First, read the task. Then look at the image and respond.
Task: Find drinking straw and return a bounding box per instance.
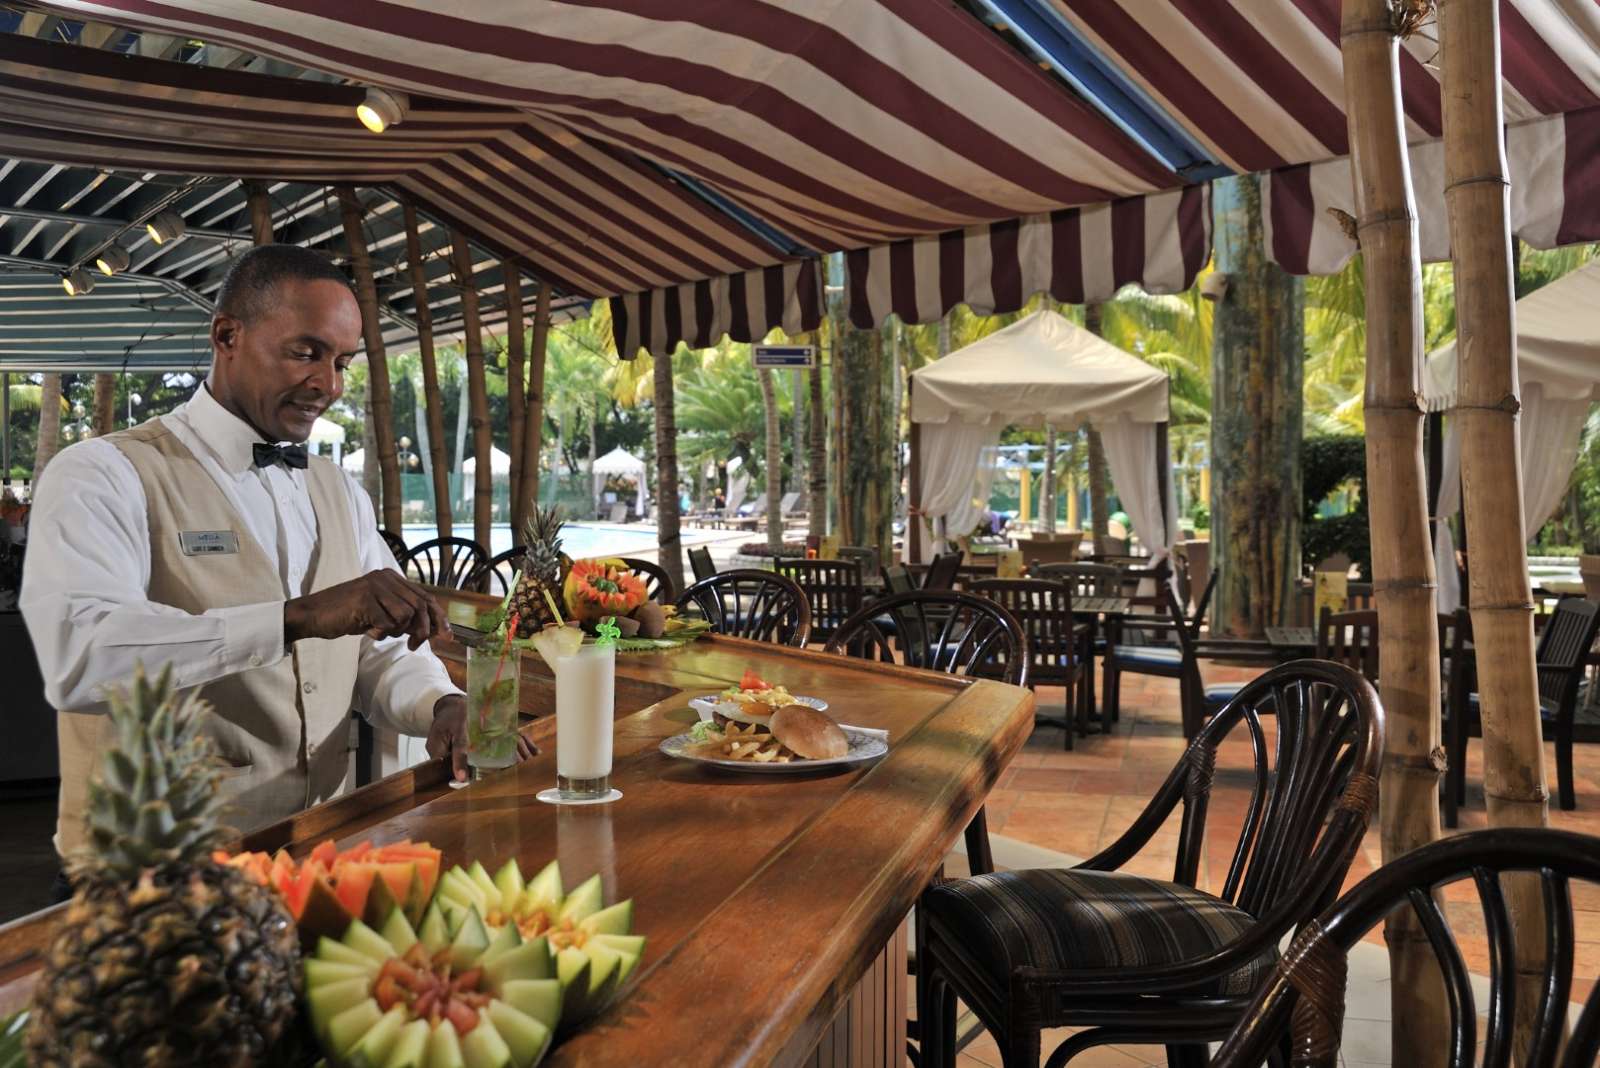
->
[485,612,519,728]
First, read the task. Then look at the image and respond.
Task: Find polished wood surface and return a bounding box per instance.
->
[0,590,1035,1066]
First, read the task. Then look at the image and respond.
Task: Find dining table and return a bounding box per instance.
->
[0,588,1035,1068]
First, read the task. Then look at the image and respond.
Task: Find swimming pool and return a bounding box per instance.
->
[400,522,666,560]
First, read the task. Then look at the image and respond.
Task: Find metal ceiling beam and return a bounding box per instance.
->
[0,204,247,242]
[0,255,213,312]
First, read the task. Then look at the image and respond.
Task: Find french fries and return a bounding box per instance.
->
[691,721,797,763]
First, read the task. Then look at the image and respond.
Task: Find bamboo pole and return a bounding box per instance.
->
[1083,304,1112,552]
[337,187,402,534]
[653,347,684,591]
[518,282,552,528]
[91,373,115,437]
[807,329,827,541]
[450,231,493,551]
[244,181,273,244]
[401,201,452,547]
[1341,2,1447,1062]
[760,367,783,553]
[503,265,526,530]
[1439,1,1549,1051]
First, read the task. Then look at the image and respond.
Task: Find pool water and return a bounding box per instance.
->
[401,522,663,560]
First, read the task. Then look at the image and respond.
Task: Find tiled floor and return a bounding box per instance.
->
[951,664,1600,1068]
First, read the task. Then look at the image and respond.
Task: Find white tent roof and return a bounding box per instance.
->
[1425,258,1600,410]
[462,446,513,474]
[340,447,363,472]
[309,416,345,445]
[592,446,646,476]
[910,309,1169,428]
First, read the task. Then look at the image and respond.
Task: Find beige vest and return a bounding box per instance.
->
[56,418,363,855]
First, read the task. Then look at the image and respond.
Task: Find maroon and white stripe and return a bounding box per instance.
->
[609,260,824,360]
[844,186,1209,327]
[1264,106,1600,275]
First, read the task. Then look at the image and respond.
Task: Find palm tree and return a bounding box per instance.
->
[759,366,783,551]
[35,374,64,477]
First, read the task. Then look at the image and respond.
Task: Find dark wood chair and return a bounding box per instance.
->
[1032,562,1120,598]
[1100,584,1190,732]
[970,578,1091,749]
[615,556,675,604]
[1315,607,1380,686]
[774,558,863,644]
[826,590,1028,876]
[1212,828,1600,1068]
[881,564,917,596]
[464,545,526,598]
[917,660,1383,1068]
[687,545,717,583]
[923,550,964,591]
[398,536,488,590]
[378,528,409,564]
[836,544,880,579]
[674,569,811,647]
[1446,596,1600,814]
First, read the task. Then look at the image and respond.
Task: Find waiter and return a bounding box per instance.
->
[22,244,534,866]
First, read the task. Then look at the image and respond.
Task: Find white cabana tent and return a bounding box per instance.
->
[909,309,1176,564]
[461,446,513,475]
[307,416,345,465]
[591,447,650,517]
[1426,259,1600,611]
[340,447,363,473]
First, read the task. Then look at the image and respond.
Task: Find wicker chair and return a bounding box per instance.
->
[398,536,488,590]
[464,545,526,598]
[970,578,1090,749]
[916,660,1384,1068]
[774,558,863,644]
[1212,828,1600,1068]
[378,528,410,564]
[826,590,1028,876]
[615,556,676,604]
[674,569,811,647]
[1314,607,1380,686]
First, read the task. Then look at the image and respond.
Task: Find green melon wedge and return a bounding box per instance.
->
[583,901,632,936]
[328,999,385,1058]
[417,903,452,955]
[492,859,526,905]
[308,976,374,1037]
[379,909,419,954]
[479,922,522,970]
[449,908,491,971]
[466,861,502,909]
[487,1001,552,1067]
[347,1004,408,1068]
[520,861,563,915]
[459,1015,513,1068]
[425,1020,466,1068]
[499,979,563,1032]
[343,921,398,965]
[555,874,603,924]
[306,958,374,987]
[382,1019,430,1068]
[317,937,382,973]
[484,938,554,986]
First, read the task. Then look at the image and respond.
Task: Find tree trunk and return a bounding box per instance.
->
[244,180,273,244]
[504,266,526,531]
[1440,1,1549,1052]
[807,331,827,540]
[760,367,783,553]
[1342,3,1447,1062]
[589,414,599,517]
[402,201,452,544]
[337,187,402,534]
[518,282,552,528]
[450,231,493,550]
[35,374,62,477]
[791,362,805,499]
[653,350,683,592]
[1043,425,1057,533]
[91,373,115,437]
[836,321,893,552]
[1207,174,1304,637]
[1082,305,1111,550]
[453,366,469,511]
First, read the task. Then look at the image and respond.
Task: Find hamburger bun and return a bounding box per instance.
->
[769,703,849,760]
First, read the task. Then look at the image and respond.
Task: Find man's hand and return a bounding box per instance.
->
[426,695,539,782]
[284,570,447,650]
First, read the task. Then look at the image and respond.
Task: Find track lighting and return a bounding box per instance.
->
[95,244,130,276]
[62,267,94,296]
[356,87,408,133]
[146,210,186,244]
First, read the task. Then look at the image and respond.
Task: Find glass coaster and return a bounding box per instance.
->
[536,787,622,806]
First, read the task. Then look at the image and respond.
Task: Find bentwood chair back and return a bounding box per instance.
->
[687,545,717,583]
[399,536,488,591]
[773,558,863,644]
[1033,561,1121,598]
[1211,828,1600,1068]
[615,556,675,604]
[917,660,1384,1068]
[465,545,528,598]
[674,569,811,647]
[970,578,1090,748]
[1315,607,1381,686]
[378,528,410,565]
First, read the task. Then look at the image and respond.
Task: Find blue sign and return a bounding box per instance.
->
[752,344,816,368]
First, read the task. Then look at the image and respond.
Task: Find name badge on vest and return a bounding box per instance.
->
[179,530,240,556]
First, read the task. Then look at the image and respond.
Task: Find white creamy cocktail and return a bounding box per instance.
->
[553,642,616,795]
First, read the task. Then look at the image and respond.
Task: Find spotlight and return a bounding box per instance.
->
[146,210,186,245]
[95,244,130,276]
[62,267,94,296]
[356,87,408,133]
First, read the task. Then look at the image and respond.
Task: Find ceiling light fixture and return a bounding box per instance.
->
[146,210,186,244]
[356,87,409,133]
[62,267,95,296]
[95,244,130,276]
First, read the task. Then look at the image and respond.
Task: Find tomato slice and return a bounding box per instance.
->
[739,669,770,691]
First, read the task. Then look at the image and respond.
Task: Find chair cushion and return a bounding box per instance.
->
[921,869,1274,998]
[1464,692,1559,720]
[1203,683,1245,708]
[1111,645,1183,666]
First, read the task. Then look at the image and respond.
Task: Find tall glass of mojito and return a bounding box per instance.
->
[465,643,522,770]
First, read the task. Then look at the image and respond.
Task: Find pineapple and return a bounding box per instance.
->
[27,665,302,1067]
[509,505,571,637]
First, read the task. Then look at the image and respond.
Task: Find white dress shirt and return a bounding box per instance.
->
[20,385,461,736]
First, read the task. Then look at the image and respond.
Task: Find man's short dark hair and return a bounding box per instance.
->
[215,244,355,323]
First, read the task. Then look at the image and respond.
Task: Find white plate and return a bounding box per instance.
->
[688,694,828,722]
[658,728,887,773]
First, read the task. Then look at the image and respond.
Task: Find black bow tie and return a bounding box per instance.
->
[252,442,308,470]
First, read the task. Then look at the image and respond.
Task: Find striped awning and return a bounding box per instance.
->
[610,260,824,359]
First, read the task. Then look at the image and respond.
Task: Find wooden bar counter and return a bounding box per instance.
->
[0,591,1035,1066]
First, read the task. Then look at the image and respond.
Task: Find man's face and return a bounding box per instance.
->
[210,278,362,442]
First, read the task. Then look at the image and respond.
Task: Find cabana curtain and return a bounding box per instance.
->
[1099,418,1179,568]
[918,421,1004,556]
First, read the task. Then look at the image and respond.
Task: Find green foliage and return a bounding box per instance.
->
[1300,434,1370,576]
